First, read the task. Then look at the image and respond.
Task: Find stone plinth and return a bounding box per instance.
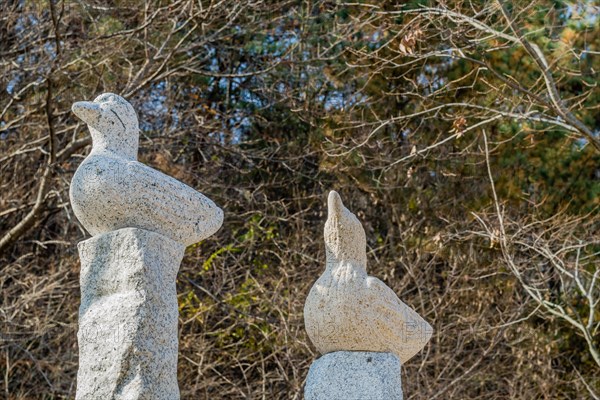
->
[304,351,403,400]
[76,227,185,400]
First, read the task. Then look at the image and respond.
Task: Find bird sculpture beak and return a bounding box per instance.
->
[72,101,101,125]
[328,190,344,218]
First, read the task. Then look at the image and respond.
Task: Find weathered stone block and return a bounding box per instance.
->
[76,227,184,400]
[305,351,403,400]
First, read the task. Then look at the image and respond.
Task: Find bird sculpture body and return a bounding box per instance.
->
[304,191,432,363]
[70,93,223,246]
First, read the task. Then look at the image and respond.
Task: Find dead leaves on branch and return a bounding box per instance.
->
[450,116,467,137]
[399,28,424,55]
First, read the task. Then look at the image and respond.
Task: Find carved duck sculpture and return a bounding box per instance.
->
[70,93,223,246]
[304,191,432,363]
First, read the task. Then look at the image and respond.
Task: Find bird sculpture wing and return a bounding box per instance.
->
[366,276,432,363]
[123,160,223,245]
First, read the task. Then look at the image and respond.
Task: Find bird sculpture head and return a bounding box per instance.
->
[324,191,367,268]
[72,93,139,160]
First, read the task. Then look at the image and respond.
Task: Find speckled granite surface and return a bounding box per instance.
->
[305,351,403,400]
[304,191,432,364]
[76,228,184,400]
[70,93,223,247]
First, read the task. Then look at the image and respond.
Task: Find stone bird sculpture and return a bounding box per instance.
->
[69,93,223,246]
[304,191,432,363]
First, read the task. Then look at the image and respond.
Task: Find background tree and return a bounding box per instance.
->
[1,0,598,398]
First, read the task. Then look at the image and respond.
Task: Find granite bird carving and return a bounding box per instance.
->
[70,93,223,246]
[304,191,433,363]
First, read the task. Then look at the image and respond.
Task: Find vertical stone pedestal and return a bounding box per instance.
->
[76,228,185,400]
[304,351,403,400]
